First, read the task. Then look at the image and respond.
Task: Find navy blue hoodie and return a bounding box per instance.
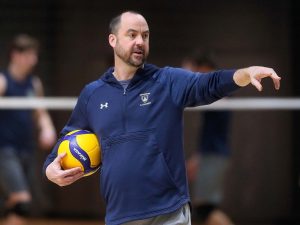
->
[44,64,239,225]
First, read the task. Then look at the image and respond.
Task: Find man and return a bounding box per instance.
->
[183,53,234,225]
[0,34,56,225]
[44,11,281,225]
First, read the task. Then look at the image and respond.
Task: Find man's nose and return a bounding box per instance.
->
[135,35,144,45]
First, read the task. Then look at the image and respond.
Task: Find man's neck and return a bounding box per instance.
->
[113,66,138,81]
[113,57,143,81]
[8,64,29,81]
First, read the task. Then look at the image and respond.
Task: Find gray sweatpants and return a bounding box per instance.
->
[122,203,191,225]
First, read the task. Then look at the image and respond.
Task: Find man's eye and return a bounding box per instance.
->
[143,34,149,40]
[129,33,136,38]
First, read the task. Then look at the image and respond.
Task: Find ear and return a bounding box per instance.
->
[108,34,117,48]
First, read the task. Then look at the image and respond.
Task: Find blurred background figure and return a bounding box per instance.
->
[183,51,234,225]
[0,34,56,225]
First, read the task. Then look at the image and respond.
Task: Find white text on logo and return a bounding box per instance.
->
[73,148,87,161]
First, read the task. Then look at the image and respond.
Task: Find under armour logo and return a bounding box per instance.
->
[100,102,108,109]
[140,93,151,106]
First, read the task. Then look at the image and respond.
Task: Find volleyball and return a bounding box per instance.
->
[57,130,101,176]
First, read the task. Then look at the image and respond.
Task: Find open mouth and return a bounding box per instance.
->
[132,49,144,56]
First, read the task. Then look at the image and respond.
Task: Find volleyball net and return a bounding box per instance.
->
[0,97,299,111]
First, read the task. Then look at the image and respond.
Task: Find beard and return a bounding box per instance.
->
[115,41,148,68]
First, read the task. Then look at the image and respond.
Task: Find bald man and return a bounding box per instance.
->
[44,11,281,225]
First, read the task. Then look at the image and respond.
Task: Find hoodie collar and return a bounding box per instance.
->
[101,63,159,89]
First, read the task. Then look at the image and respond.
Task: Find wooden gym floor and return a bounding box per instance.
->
[0,218,277,225]
[0,218,103,225]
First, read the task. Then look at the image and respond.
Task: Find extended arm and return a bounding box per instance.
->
[164,66,281,108]
[233,66,281,91]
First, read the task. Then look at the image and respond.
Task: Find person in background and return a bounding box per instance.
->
[183,52,234,225]
[0,34,56,225]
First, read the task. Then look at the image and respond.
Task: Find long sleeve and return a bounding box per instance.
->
[43,86,91,173]
[161,67,240,108]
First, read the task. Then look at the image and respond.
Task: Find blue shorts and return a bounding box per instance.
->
[0,147,33,196]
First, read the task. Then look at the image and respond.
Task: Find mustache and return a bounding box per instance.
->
[132,47,145,54]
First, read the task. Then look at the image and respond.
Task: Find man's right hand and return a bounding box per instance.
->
[45,153,84,186]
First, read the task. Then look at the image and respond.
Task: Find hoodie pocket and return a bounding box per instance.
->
[100,129,180,217]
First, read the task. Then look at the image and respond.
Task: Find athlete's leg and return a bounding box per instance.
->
[0,147,32,225]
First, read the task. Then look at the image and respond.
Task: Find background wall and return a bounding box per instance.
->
[0,0,297,223]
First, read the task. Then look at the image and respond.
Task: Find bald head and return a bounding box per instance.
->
[108,11,150,70]
[109,11,148,35]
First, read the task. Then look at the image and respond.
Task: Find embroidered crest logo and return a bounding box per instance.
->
[140,93,151,106]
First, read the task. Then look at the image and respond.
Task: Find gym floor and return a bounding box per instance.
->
[0,218,277,225]
[0,218,102,225]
